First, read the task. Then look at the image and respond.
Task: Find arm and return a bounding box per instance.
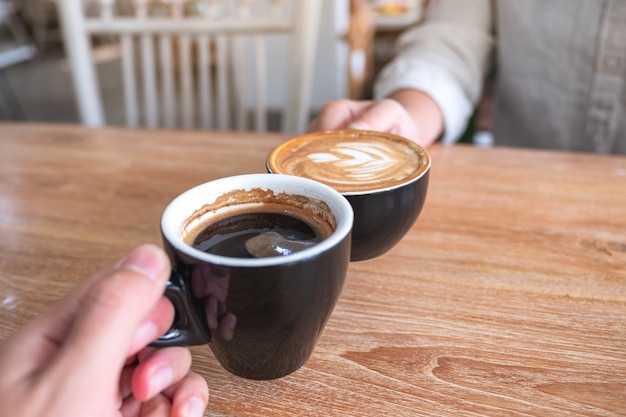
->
[386,88,444,147]
[309,0,494,147]
[375,0,495,144]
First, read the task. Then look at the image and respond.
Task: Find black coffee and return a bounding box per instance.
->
[189,210,330,258]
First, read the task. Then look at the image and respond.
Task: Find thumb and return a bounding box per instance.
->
[50,245,171,380]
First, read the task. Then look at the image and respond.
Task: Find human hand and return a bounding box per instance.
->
[309,89,444,148]
[0,244,208,417]
[308,98,419,143]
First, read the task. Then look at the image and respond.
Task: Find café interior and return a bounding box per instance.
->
[1,0,459,137]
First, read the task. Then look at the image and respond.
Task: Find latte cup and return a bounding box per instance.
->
[152,174,353,380]
[267,130,430,261]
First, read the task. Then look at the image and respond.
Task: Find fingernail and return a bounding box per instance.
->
[121,245,167,281]
[183,396,206,417]
[348,121,371,131]
[149,366,174,398]
[129,321,158,352]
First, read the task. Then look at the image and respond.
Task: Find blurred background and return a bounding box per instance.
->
[0,0,432,129]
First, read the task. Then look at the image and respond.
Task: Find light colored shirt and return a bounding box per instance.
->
[374,0,626,154]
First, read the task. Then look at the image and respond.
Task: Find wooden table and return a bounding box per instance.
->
[1,123,625,416]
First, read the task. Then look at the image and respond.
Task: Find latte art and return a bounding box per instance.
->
[308,141,416,181]
[267,130,430,193]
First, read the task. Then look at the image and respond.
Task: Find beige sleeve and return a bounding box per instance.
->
[374,0,495,143]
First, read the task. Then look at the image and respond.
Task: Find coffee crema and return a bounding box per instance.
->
[187,209,330,258]
[267,130,430,194]
[181,188,336,258]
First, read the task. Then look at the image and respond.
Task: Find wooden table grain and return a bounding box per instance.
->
[1,123,625,416]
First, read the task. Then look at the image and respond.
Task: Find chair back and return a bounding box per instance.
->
[56,0,321,133]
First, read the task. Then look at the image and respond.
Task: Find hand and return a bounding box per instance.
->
[308,98,419,143]
[309,89,444,148]
[0,244,209,417]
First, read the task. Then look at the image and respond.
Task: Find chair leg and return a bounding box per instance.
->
[0,68,26,120]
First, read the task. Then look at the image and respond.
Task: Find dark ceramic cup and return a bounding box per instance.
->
[153,174,353,380]
[267,130,430,261]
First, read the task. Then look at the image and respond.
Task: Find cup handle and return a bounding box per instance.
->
[150,267,211,347]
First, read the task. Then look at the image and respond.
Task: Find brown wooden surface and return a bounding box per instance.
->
[1,123,625,416]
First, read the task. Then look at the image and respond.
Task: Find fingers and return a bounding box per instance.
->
[169,372,208,417]
[139,393,172,417]
[119,392,172,417]
[308,98,419,144]
[0,245,174,389]
[49,245,172,383]
[127,297,175,356]
[308,99,373,132]
[120,372,207,417]
[132,347,192,401]
[344,99,419,142]
[130,347,208,417]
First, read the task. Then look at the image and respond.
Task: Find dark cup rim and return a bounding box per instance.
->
[161,174,354,268]
[266,129,431,195]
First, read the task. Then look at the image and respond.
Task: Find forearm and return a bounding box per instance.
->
[388,88,443,147]
[374,0,494,144]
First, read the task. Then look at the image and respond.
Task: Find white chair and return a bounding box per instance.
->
[56,0,322,134]
[0,0,37,68]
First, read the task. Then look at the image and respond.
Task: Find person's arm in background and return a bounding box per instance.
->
[309,0,495,148]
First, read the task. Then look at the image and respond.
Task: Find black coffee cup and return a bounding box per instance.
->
[267,129,431,261]
[152,174,353,380]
